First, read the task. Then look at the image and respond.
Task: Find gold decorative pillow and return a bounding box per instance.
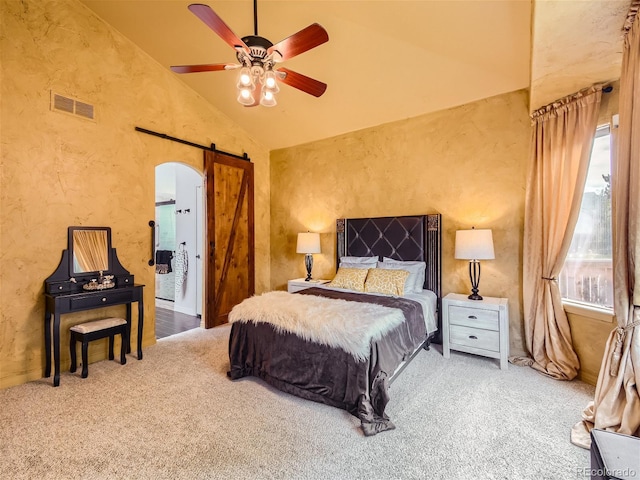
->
[364,268,410,296]
[327,267,369,292]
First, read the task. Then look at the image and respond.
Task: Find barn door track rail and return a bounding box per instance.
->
[134,126,250,162]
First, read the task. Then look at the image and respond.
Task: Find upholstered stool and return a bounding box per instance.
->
[70,317,128,378]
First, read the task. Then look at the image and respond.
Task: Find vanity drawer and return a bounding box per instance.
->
[449,324,500,352]
[70,289,135,310]
[116,275,134,287]
[46,281,74,294]
[448,305,499,331]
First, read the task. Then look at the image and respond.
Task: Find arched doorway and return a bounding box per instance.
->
[154,162,204,339]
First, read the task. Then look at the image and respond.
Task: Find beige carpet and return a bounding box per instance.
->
[0,324,594,479]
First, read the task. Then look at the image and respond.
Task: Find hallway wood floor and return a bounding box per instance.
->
[155,306,201,339]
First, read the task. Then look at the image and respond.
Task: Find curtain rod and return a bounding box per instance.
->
[134,127,250,162]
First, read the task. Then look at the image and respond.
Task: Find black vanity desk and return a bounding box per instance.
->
[44,284,144,387]
[44,227,145,387]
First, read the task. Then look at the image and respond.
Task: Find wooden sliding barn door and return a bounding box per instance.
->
[204,150,255,328]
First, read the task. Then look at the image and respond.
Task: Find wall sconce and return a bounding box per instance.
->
[455,228,495,300]
[296,232,321,281]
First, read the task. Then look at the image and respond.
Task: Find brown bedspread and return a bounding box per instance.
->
[227,287,427,436]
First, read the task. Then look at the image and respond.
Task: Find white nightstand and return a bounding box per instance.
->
[442,293,509,370]
[287,278,330,293]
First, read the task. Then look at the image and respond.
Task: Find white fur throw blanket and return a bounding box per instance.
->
[229,291,405,361]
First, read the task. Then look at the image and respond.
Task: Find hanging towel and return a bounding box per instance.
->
[175,244,188,287]
[155,250,173,274]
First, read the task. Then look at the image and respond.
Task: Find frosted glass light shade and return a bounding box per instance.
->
[263,70,280,93]
[236,67,254,89]
[260,90,277,107]
[237,88,255,106]
[296,232,321,254]
[455,229,495,260]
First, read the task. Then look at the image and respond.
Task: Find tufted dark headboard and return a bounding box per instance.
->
[336,214,442,343]
[336,214,441,298]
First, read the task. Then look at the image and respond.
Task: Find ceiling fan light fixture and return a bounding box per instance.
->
[237,88,255,106]
[173,3,328,107]
[260,90,277,107]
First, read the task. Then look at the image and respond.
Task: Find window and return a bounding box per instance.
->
[559,125,613,309]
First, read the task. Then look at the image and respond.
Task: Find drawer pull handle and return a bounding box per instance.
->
[125,279,129,283]
[469,335,478,340]
[58,286,63,290]
[102,297,107,302]
[468,315,477,319]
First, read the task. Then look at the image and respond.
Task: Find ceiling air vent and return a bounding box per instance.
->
[50,92,96,121]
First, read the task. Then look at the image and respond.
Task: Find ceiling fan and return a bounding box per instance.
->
[170,2,329,107]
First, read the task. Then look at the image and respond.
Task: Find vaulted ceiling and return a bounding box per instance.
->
[81,0,629,150]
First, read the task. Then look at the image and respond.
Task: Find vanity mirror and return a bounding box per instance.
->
[69,227,112,275]
[45,226,134,296]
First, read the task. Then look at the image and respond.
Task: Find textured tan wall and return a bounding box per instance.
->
[0,0,270,389]
[271,90,531,356]
[568,313,613,386]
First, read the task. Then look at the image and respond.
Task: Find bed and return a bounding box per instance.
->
[227,214,442,435]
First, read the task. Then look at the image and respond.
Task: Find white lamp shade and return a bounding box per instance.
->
[296,232,321,254]
[455,229,495,260]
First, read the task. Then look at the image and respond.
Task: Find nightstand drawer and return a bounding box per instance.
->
[448,305,499,331]
[449,324,500,352]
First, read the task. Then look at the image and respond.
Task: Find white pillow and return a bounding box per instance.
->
[339,262,376,270]
[340,256,378,265]
[380,258,426,293]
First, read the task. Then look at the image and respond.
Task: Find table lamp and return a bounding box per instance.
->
[455,228,495,300]
[296,232,321,281]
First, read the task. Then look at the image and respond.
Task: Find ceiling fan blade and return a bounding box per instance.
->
[188,3,249,53]
[276,68,327,97]
[170,63,237,74]
[268,24,328,62]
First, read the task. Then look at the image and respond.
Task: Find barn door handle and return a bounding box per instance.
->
[148,220,155,266]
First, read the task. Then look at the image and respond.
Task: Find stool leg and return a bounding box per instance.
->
[70,332,77,373]
[81,340,89,378]
[120,328,127,365]
[108,334,115,361]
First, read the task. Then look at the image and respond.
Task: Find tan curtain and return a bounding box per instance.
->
[571,1,640,449]
[519,85,604,380]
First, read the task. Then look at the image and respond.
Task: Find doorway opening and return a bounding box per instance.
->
[154,162,204,339]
